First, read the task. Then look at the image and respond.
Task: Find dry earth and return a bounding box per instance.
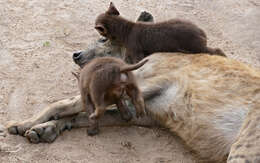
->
[0,0,259,162]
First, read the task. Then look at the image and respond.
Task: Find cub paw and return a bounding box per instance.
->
[121,111,133,122]
[87,127,99,136]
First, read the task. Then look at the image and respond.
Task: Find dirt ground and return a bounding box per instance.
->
[0,0,259,162]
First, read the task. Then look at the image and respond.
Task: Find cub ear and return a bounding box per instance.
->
[95,24,107,36]
[106,2,120,15]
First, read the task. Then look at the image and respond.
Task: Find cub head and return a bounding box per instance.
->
[95,2,120,38]
[74,10,154,68]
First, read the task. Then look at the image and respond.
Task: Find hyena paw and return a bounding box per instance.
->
[24,121,59,144]
[7,120,34,136]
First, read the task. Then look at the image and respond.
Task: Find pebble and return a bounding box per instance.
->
[0,124,4,132]
[0,124,6,137]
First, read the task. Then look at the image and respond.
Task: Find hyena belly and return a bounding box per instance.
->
[134,53,249,162]
[141,76,248,162]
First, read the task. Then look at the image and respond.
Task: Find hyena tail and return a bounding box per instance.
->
[120,59,149,72]
[205,47,227,57]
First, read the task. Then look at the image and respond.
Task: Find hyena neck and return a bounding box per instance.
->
[108,16,134,44]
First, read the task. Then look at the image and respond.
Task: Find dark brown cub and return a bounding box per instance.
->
[95,2,226,63]
[78,56,148,135]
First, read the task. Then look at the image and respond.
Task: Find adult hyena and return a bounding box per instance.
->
[7,12,260,163]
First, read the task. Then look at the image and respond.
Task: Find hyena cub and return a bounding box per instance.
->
[95,2,226,63]
[78,57,148,135]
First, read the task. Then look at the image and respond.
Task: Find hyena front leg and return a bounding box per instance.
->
[25,116,75,144]
[21,77,163,143]
[24,106,157,143]
[7,95,83,136]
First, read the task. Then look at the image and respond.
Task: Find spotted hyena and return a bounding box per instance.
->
[7,11,260,163]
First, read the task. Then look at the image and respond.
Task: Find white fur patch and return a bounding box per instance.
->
[120,73,128,82]
[146,84,179,118]
[214,106,249,145]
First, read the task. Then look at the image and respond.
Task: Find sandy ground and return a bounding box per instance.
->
[0,0,259,162]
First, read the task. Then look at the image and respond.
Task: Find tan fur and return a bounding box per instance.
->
[7,52,260,162]
[227,103,260,163]
[135,53,260,162]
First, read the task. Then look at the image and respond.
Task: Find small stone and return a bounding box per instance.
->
[0,124,6,137]
[121,141,132,149]
[0,124,5,133]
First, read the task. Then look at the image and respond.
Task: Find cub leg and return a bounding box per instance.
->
[81,93,99,136]
[126,84,146,118]
[88,104,106,136]
[205,47,226,57]
[116,99,133,122]
[124,49,144,64]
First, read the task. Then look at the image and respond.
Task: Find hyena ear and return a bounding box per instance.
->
[136,11,154,23]
[106,2,120,15]
[95,24,107,36]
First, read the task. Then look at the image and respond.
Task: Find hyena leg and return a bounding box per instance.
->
[21,77,164,143]
[24,105,158,143]
[227,104,260,163]
[7,95,83,136]
[25,116,75,144]
[10,75,166,143]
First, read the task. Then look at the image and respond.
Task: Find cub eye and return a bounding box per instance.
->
[96,26,104,32]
